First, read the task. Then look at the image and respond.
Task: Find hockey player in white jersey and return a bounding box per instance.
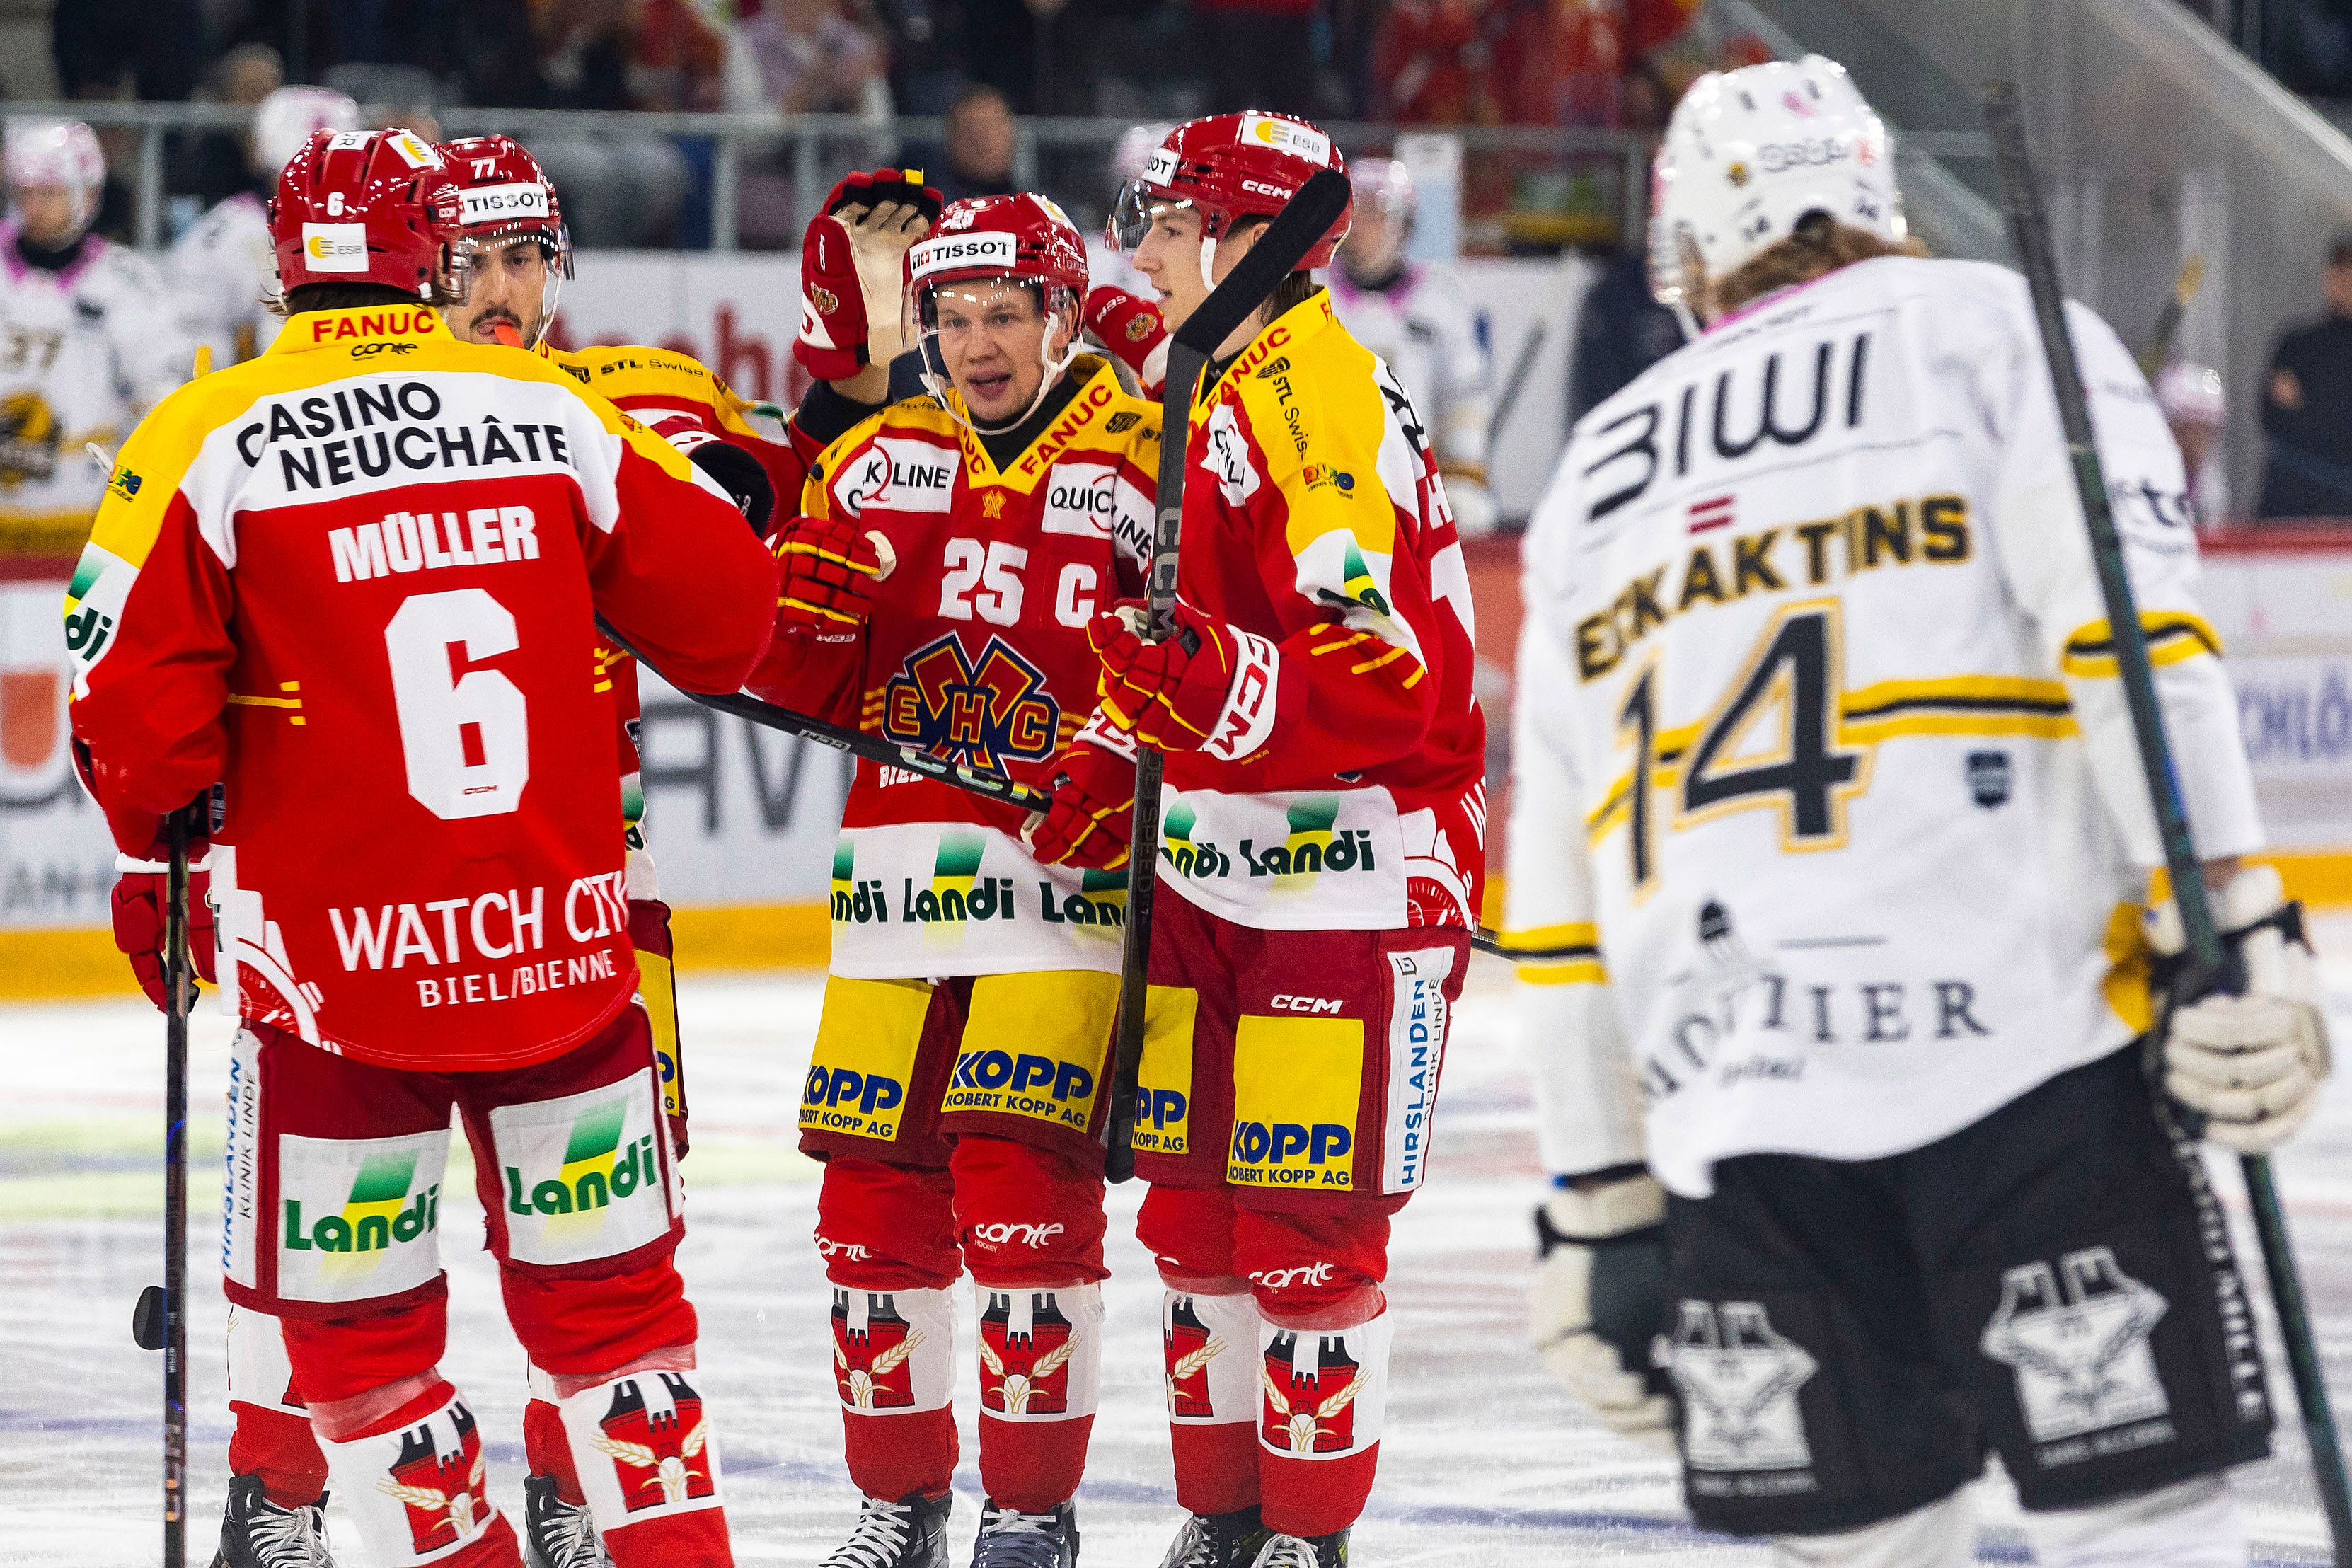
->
[0,118,188,562]
[167,86,360,368]
[1509,56,2330,1568]
[1327,157,1498,536]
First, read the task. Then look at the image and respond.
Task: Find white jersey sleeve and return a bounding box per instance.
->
[95,246,195,415]
[166,194,277,369]
[1519,254,2263,1197]
[1973,294,2261,868]
[1501,597,1646,1177]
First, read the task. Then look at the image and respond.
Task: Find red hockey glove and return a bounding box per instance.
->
[111,841,217,1013]
[1085,287,1168,394]
[773,516,895,635]
[1023,720,1139,870]
[629,897,690,1160]
[1090,602,1278,756]
[795,168,942,381]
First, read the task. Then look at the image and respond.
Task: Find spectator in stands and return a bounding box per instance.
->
[2258,232,2352,520]
[935,82,1018,202]
[51,0,208,102]
[180,43,287,214]
[1195,0,1320,115]
[739,0,892,114]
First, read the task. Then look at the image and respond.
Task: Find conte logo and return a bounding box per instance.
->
[587,1372,715,1512]
[284,1149,438,1255]
[502,1102,659,1218]
[883,633,1060,776]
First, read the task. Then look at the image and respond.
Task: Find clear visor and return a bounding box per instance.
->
[11,179,98,243]
[456,231,565,346]
[1107,183,1192,253]
[915,275,1081,434]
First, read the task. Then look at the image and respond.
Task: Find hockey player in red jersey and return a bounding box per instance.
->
[69,129,779,1568]
[749,188,1160,1568]
[192,132,799,1568]
[1037,112,1488,1568]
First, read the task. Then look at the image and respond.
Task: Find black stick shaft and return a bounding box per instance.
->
[1102,168,1354,1185]
[1982,79,2352,1565]
[163,812,189,1568]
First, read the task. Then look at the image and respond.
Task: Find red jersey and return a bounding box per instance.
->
[1159,292,1487,932]
[752,355,1157,978]
[66,306,780,1070]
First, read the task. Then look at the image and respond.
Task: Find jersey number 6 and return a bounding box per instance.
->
[385,587,531,820]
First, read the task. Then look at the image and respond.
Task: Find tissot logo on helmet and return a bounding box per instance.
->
[910,231,1019,281]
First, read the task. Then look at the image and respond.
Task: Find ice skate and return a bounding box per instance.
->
[969,1498,1078,1568]
[521,1473,609,1568]
[819,1490,955,1568]
[1249,1530,1348,1568]
[211,1473,335,1568]
[1158,1506,1269,1568]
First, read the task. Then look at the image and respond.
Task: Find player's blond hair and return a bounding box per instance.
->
[1712,214,1929,316]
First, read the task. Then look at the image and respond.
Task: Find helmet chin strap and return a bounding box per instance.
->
[921,309,1083,437]
[1198,233,1218,294]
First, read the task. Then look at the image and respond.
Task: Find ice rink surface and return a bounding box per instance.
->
[7,923,2352,1567]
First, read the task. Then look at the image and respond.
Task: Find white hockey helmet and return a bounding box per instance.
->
[5,118,105,236]
[253,86,361,179]
[1349,156,1417,227]
[1647,54,1903,311]
[2156,361,2226,427]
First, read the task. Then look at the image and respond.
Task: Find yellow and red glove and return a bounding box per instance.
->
[110,837,216,1013]
[1023,719,1138,870]
[1084,286,1168,396]
[1091,601,1270,753]
[772,516,894,636]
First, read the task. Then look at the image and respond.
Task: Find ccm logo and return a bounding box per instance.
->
[971,1221,1066,1248]
[1269,995,1344,1015]
[1250,1261,1336,1291]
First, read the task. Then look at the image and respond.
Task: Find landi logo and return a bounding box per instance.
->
[504,1102,659,1218]
[284,1148,439,1255]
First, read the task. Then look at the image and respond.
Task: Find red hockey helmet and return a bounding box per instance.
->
[270,128,463,298]
[438,134,572,344]
[906,194,1093,432]
[904,192,1091,318]
[1108,111,1352,269]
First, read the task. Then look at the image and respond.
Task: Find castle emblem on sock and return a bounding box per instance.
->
[979,1291,1079,1417]
[377,1400,490,1552]
[1165,1296,1228,1419]
[587,1371,715,1512]
[1260,1330,1368,1453]
[834,1288,925,1410]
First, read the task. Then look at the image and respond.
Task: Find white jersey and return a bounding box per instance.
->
[1510,254,2261,1197]
[1328,261,1492,492]
[0,223,189,556]
[167,192,279,368]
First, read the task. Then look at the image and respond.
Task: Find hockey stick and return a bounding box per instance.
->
[595,618,1048,814]
[129,807,192,1568]
[2137,253,2207,379]
[1103,168,1355,1184]
[1489,320,1547,451]
[1981,81,2352,1566]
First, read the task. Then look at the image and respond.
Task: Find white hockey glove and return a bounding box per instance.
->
[1443,473,1499,540]
[1530,1168,1678,1453]
[2149,863,2331,1153]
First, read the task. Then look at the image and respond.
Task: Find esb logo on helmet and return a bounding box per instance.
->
[1238,113,1332,167]
[301,222,370,273]
[911,231,1018,281]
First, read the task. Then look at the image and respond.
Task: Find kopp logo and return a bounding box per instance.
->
[1145,1088,1188,1129]
[805,1065,905,1118]
[1232,1121,1352,1166]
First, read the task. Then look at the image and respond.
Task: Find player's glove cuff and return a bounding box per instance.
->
[1023,722,1140,871]
[2149,865,2331,1152]
[796,213,871,382]
[1084,287,1169,394]
[670,430,777,539]
[1530,1170,1678,1455]
[1089,601,1278,759]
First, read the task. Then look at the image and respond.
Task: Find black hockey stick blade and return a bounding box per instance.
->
[132,1283,165,1351]
[596,618,1048,814]
[1983,79,2352,1568]
[1171,168,1354,357]
[2136,253,2206,378]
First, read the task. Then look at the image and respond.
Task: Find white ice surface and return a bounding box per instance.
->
[4,921,2351,1567]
